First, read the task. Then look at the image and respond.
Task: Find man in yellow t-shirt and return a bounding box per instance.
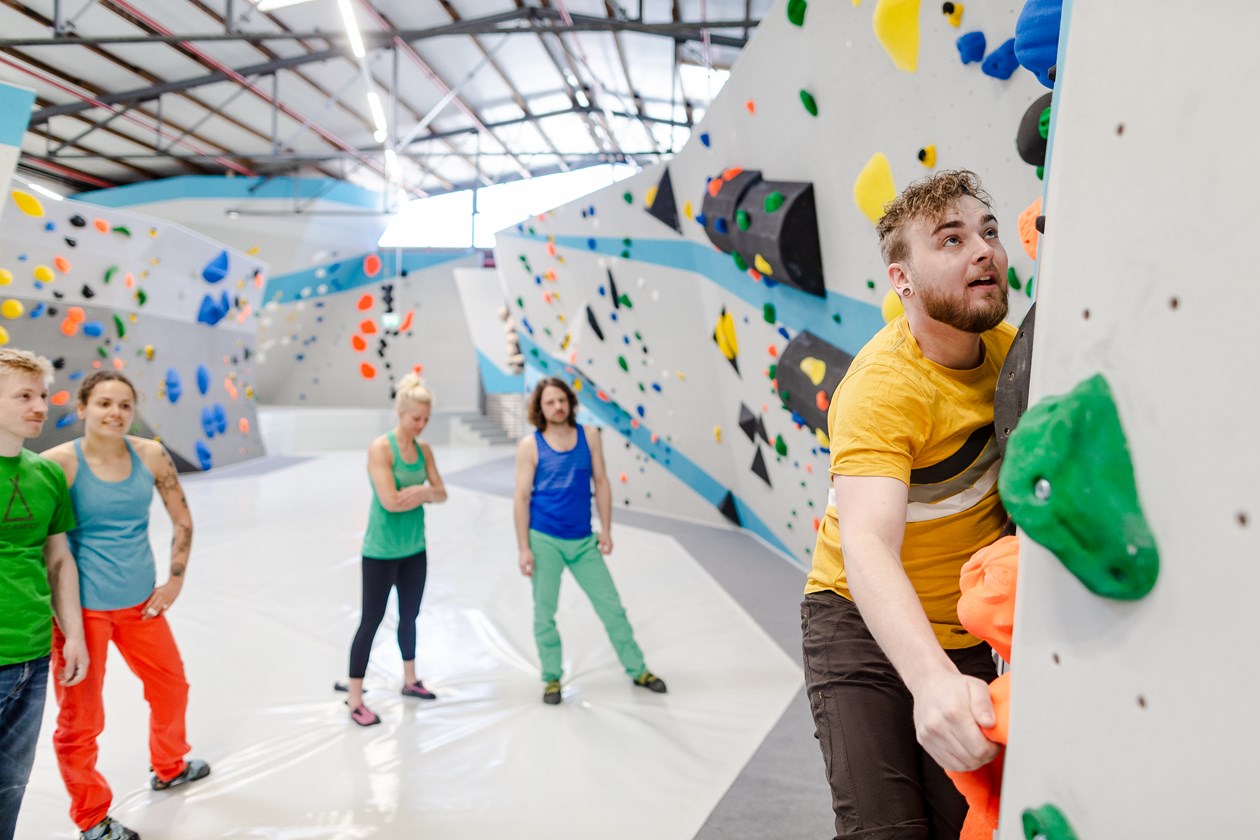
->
[802,171,1016,840]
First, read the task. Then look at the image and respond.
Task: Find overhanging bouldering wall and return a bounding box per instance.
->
[0,188,265,471]
[76,176,483,411]
[495,0,1045,561]
[996,3,1260,837]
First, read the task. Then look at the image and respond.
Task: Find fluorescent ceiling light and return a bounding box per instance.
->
[366,91,387,133]
[384,148,399,178]
[26,182,63,201]
[255,0,317,11]
[337,0,366,58]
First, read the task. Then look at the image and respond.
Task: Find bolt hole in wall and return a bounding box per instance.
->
[1116,123,1125,136]
[1052,653,1060,666]
[1082,308,1091,320]
[1238,512,1249,527]
[1137,695,1147,709]
[1169,296,1180,310]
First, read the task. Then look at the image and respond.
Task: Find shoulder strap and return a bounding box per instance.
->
[386,430,402,463]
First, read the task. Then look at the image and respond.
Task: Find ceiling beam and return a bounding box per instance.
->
[0,9,754,49]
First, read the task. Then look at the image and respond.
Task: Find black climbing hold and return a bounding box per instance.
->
[717,491,742,525]
[645,168,682,233]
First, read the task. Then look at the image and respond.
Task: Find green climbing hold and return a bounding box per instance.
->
[998,374,1159,600]
[622,191,633,204]
[135,289,148,306]
[733,252,748,271]
[618,293,633,309]
[787,0,807,26]
[527,226,536,236]
[111,226,131,237]
[634,331,642,340]
[1036,165,1044,180]
[620,250,630,259]
[1008,266,1022,291]
[800,90,818,116]
[736,209,751,231]
[763,303,776,323]
[516,297,524,307]
[618,356,629,372]
[764,191,785,213]
[768,363,777,379]
[774,435,788,457]
[96,346,108,359]
[519,254,528,262]
[831,312,842,323]
[104,266,118,284]
[529,348,540,358]
[1026,275,1035,298]
[1022,804,1078,840]
[1038,106,1052,140]
[866,279,876,289]
[623,237,632,246]
[113,314,125,338]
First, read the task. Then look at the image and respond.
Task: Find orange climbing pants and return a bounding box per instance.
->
[52,604,191,830]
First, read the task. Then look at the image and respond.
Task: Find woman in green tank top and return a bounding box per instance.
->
[341,374,447,726]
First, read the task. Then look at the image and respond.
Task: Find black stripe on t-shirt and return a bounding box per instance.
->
[909,423,995,486]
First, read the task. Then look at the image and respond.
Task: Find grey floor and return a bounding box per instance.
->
[445,455,834,840]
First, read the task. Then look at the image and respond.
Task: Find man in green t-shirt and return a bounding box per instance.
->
[0,348,88,840]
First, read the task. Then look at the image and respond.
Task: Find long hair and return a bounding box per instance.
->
[527,377,577,432]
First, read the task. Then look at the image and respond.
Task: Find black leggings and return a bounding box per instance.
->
[348,551,428,679]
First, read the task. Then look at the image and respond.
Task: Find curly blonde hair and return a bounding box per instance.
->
[876,170,993,265]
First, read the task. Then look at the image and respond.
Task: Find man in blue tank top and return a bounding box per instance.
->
[513,377,667,705]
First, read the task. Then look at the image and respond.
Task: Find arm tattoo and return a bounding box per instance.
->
[171,524,192,558]
[170,562,186,577]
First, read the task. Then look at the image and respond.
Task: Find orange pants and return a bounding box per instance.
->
[52,604,191,830]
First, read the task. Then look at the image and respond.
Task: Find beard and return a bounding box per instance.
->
[918,280,1009,333]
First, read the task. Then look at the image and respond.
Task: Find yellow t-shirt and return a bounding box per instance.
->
[806,316,1017,648]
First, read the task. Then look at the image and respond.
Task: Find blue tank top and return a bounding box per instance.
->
[530,425,594,540]
[68,438,157,611]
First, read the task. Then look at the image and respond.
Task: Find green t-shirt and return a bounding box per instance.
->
[0,449,76,665]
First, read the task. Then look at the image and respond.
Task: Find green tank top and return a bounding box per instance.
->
[362,431,428,559]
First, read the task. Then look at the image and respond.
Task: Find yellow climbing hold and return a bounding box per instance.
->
[573,379,583,391]
[714,311,739,360]
[683,200,693,220]
[872,0,921,73]
[816,427,830,448]
[10,190,44,217]
[881,289,905,322]
[0,269,11,286]
[714,426,722,443]
[753,254,774,276]
[944,2,964,26]
[33,265,55,283]
[0,326,8,346]
[854,153,897,224]
[1,300,24,319]
[800,356,827,386]
[919,145,937,167]
[645,185,659,208]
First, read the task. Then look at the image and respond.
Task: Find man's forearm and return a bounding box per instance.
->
[594,479,612,533]
[48,551,85,640]
[513,495,531,551]
[845,534,954,693]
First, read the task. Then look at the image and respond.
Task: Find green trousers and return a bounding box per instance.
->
[529,529,646,683]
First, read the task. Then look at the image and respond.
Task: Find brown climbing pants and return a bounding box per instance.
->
[801,590,997,840]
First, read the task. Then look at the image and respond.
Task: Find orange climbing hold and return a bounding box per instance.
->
[399,310,414,332]
[721,167,744,181]
[356,293,374,310]
[363,253,382,276]
[54,256,72,273]
[816,390,830,411]
[60,318,79,337]
[360,362,377,379]
[351,335,367,352]
[360,319,378,335]
[707,179,723,197]
[745,100,756,114]
[239,417,250,434]
[50,390,70,406]
[93,218,109,233]
[767,345,779,358]
[1018,196,1042,261]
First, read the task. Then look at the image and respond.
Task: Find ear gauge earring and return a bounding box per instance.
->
[901,288,912,298]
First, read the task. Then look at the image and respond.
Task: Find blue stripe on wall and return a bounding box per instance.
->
[0,83,36,148]
[263,250,472,303]
[519,332,794,559]
[477,350,524,394]
[73,175,385,209]
[498,231,885,359]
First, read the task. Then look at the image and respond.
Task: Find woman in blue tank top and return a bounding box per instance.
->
[41,372,209,840]
[339,373,447,727]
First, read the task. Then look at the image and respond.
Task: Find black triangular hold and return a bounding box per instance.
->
[738,403,758,442]
[717,491,742,525]
[645,168,682,233]
[756,417,769,444]
[585,306,605,341]
[751,446,772,486]
[607,269,621,310]
[727,355,740,376]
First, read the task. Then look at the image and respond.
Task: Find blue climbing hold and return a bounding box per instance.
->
[695,212,707,226]
[587,238,597,250]
[82,321,104,338]
[194,440,213,471]
[714,217,729,234]
[202,249,229,284]
[1015,0,1062,88]
[700,132,711,147]
[55,413,76,429]
[196,364,211,396]
[956,31,986,64]
[981,38,1019,80]
[213,403,227,434]
[164,368,182,404]
[201,406,216,439]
